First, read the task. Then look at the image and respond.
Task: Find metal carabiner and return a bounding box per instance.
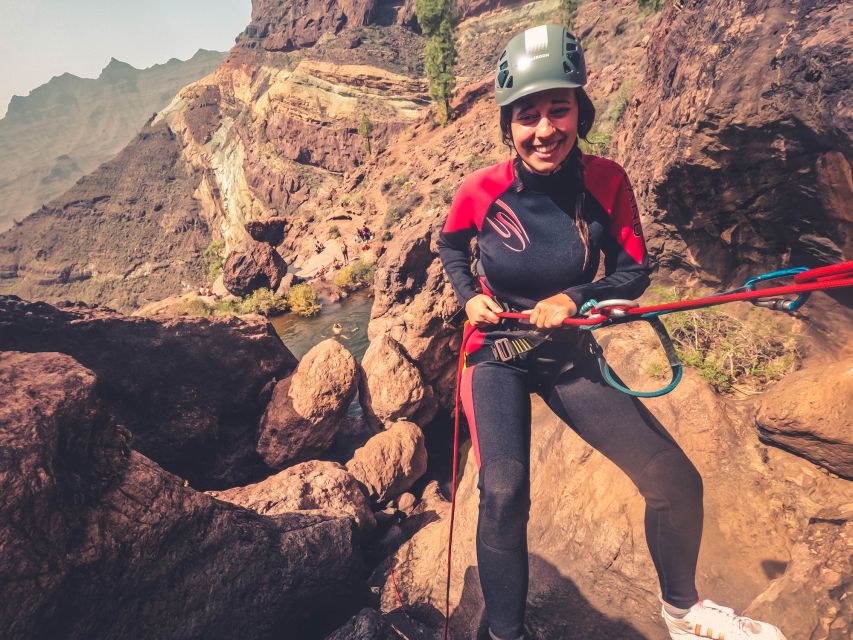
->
[590,299,639,318]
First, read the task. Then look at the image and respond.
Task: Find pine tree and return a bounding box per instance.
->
[358,113,373,155]
[416,0,457,124]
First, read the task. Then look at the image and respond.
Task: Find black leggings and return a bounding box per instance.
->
[459,333,703,640]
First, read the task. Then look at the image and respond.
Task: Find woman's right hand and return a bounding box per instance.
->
[464,294,503,328]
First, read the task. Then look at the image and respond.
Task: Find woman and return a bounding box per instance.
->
[436,24,786,640]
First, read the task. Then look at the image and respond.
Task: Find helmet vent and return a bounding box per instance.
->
[499,60,508,71]
[497,69,509,87]
[566,42,577,53]
[499,49,507,61]
[506,76,513,88]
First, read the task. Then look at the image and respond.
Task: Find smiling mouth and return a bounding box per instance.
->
[532,140,562,154]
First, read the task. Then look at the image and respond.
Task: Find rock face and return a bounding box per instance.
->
[210,460,376,532]
[0,122,210,312]
[359,334,428,426]
[0,350,357,640]
[0,50,226,234]
[755,356,853,479]
[368,222,460,410]
[257,339,359,469]
[375,327,853,639]
[346,420,427,504]
[222,241,289,296]
[237,0,376,52]
[746,505,853,639]
[613,0,853,283]
[0,296,297,488]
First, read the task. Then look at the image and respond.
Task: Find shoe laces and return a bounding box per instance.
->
[697,600,763,636]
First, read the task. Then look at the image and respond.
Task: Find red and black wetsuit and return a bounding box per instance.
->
[438,153,703,640]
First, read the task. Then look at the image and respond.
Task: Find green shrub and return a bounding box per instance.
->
[203,241,224,282]
[333,259,377,292]
[381,230,393,241]
[329,225,341,239]
[239,288,289,316]
[650,287,801,393]
[178,298,213,316]
[214,298,241,315]
[384,192,424,227]
[639,0,667,11]
[286,284,321,317]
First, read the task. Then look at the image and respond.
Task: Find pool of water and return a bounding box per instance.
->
[269,289,374,362]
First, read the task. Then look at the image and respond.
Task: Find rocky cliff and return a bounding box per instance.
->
[0,50,225,233]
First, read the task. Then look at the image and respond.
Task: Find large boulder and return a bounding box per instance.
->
[346,420,427,504]
[210,460,376,532]
[359,334,429,427]
[373,326,853,639]
[222,241,288,296]
[368,222,460,409]
[257,339,359,469]
[322,608,397,640]
[0,351,357,640]
[245,216,287,245]
[755,355,853,478]
[0,296,297,489]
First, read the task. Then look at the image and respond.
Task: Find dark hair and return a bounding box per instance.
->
[500,87,595,269]
[499,86,596,151]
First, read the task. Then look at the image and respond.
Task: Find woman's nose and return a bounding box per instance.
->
[535,117,555,137]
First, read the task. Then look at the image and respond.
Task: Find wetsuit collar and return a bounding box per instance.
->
[516,157,574,194]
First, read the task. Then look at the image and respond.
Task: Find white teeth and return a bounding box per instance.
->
[534,142,559,153]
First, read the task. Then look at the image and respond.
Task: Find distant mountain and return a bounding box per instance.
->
[0,49,226,232]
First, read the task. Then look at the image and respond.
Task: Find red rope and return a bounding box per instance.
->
[390,562,406,611]
[444,324,473,640]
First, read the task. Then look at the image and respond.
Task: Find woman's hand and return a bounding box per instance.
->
[464,294,504,328]
[523,293,577,329]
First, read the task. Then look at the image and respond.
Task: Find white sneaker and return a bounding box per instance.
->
[662,599,787,640]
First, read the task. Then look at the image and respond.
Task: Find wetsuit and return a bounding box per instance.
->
[437,153,703,640]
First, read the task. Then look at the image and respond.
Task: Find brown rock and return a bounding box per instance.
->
[375,326,853,638]
[0,296,297,489]
[236,0,375,52]
[257,339,359,468]
[755,357,853,478]
[222,241,288,297]
[746,505,853,639]
[210,460,376,532]
[346,420,427,503]
[245,216,287,245]
[397,492,417,514]
[322,608,397,640]
[360,334,427,426]
[368,221,461,410]
[612,0,853,285]
[0,351,356,640]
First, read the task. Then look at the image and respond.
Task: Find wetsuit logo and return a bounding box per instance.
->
[485,199,530,252]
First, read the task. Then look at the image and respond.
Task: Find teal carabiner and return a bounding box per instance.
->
[742,267,811,312]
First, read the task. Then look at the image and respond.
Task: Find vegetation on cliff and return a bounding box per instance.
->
[416,0,458,123]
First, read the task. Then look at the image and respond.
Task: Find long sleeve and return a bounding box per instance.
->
[563,165,651,307]
[437,177,483,306]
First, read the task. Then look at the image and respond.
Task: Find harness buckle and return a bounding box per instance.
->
[492,338,515,362]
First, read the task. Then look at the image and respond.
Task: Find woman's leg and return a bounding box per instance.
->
[461,359,532,640]
[538,356,703,609]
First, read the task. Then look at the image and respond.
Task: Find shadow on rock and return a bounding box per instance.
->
[453,557,651,640]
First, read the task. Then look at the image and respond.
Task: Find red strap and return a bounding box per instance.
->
[794,261,853,283]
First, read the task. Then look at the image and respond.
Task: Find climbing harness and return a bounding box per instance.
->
[442,260,853,638]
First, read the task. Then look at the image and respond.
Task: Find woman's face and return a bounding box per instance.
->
[510,88,578,175]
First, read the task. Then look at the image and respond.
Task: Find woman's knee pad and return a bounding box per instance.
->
[477,457,530,549]
[637,449,704,532]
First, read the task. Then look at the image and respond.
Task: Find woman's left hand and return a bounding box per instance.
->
[523,293,577,329]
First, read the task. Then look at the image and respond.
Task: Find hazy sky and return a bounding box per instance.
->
[0,0,253,117]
